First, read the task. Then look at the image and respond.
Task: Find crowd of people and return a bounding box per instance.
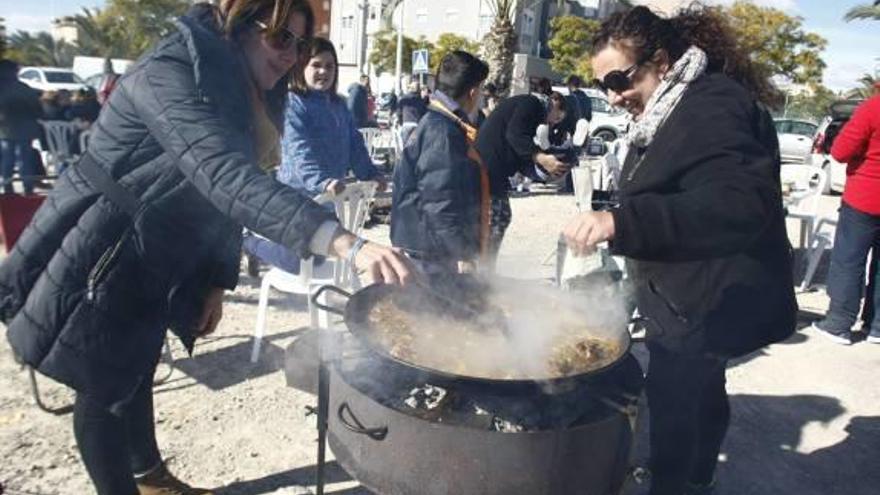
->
[0,59,105,194]
[0,0,877,494]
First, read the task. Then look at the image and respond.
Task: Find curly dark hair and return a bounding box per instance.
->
[591,3,782,108]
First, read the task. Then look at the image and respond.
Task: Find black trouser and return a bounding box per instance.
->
[646,344,729,495]
[488,196,512,271]
[74,373,162,495]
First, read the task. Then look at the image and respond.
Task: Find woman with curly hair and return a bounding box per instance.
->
[562,5,796,494]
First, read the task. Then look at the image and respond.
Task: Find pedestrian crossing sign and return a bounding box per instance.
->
[412,49,430,75]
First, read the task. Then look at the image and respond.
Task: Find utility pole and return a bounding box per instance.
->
[394,0,406,95]
[358,1,369,76]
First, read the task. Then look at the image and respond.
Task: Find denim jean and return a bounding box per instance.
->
[242,235,303,274]
[821,203,880,333]
[0,138,38,194]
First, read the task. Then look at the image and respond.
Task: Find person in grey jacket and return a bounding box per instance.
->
[0,1,411,494]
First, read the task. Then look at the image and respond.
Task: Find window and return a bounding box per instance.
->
[44,71,82,84]
[445,8,460,22]
[790,122,818,137]
[774,120,791,134]
[19,70,38,81]
[591,97,609,113]
[341,15,354,28]
[416,8,428,23]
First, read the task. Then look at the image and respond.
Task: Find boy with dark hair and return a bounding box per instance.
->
[392,50,490,273]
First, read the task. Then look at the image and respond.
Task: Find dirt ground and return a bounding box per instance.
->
[1,191,878,495]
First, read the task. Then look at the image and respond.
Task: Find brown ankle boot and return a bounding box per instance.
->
[135,463,213,495]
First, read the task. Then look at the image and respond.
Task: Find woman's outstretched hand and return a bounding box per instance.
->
[331,231,415,285]
[562,211,616,256]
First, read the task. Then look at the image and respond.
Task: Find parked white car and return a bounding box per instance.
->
[805,100,862,194]
[18,67,89,92]
[553,86,630,142]
[774,118,817,164]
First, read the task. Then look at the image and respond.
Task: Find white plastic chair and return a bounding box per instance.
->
[79,129,92,153]
[780,164,827,249]
[358,127,382,163]
[800,216,837,291]
[250,181,378,363]
[39,120,80,173]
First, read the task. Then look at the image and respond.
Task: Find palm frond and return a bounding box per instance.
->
[843,5,880,21]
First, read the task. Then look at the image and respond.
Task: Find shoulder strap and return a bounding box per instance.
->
[77,154,143,219]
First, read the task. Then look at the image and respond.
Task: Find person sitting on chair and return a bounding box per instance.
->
[244,37,385,274]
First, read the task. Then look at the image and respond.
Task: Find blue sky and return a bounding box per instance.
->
[2,0,878,92]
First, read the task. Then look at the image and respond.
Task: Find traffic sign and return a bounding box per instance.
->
[412,49,430,75]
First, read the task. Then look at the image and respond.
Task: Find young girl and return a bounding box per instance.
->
[279,37,385,197]
[245,37,385,273]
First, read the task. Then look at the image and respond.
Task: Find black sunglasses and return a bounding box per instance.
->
[254,20,306,52]
[592,62,642,94]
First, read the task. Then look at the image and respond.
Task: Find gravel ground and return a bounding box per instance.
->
[1,191,878,495]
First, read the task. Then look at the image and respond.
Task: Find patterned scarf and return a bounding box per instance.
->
[628,46,708,148]
[429,99,491,264]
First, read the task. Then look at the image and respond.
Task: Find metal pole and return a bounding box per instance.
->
[315,329,329,495]
[394,0,406,95]
[358,1,369,76]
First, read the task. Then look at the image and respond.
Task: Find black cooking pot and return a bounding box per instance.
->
[312,274,638,396]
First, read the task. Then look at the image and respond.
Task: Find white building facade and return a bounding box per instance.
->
[329,0,625,91]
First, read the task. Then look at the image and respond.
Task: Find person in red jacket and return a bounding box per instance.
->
[812,89,880,345]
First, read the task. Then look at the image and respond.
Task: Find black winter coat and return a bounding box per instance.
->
[391,108,481,265]
[0,7,335,405]
[611,73,797,358]
[475,95,545,197]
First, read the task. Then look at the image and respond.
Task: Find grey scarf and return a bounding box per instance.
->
[628,46,708,148]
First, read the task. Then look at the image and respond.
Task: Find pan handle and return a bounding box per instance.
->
[311,285,351,316]
[337,402,388,440]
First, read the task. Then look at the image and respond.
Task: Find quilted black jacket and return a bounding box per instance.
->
[0,6,335,405]
[391,108,482,265]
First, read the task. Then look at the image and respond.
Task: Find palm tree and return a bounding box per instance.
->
[1,17,7,58]
[844,1,880,22]
[8,31,76,66]
[845,73,879,99]
[61,8,124,60]
[481,0,517,96]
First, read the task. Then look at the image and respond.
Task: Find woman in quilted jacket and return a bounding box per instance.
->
[0,1,412,493]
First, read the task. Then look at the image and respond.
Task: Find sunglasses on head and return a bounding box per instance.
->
[254,20,306,52]
[593,62,641,94]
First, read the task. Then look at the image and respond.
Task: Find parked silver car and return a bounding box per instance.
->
[553,86,630,142]
[774,118,817,164]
